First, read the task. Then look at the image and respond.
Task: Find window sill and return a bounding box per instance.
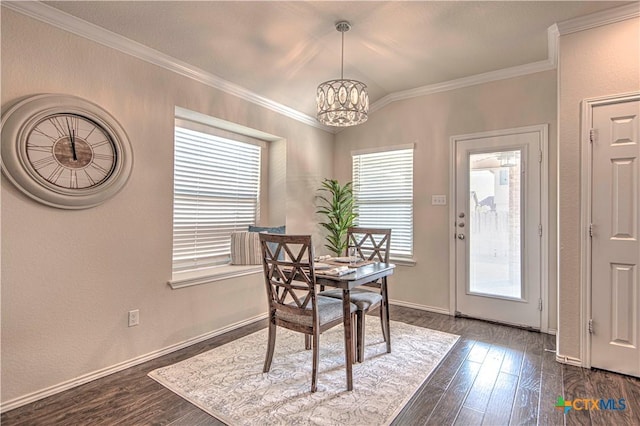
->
[390,257,417,267]
[169,264,263,289]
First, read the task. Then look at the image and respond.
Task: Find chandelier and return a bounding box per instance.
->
[316,21,368,127]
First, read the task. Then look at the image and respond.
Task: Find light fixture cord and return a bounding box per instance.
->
[341,29,344,80]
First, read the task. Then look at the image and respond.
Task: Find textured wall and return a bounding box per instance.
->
[334,71,558,326]
[557,17,640,360]
[1,9,333,405]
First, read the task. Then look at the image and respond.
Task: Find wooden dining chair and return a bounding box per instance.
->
[320,227,391,363]
[259,233,356,393]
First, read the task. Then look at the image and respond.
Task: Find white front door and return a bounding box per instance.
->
[590,95,640,376]
[452,126,545,329]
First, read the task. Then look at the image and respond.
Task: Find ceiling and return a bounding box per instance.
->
[42,1,631,121]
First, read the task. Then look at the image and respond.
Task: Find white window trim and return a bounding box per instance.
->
[351,143,415,157]
[168,265,263,289]
[390,257,417,266]
[171,107,280,281]
[176,106,280,143]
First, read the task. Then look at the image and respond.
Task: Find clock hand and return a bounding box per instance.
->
[66,119,77,161]
[71,129,77,161]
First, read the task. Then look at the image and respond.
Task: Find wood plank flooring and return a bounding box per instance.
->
[3,305,640,425]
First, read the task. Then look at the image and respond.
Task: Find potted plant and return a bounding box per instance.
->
[316,178,358,256]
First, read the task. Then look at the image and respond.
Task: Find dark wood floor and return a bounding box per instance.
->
[3,305,640,425]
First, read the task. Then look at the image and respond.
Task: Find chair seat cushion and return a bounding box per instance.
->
[319,288,383,311]
[276,296,356,327]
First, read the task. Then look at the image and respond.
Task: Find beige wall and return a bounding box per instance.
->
[1,10,333,405]
[333,71,558,325]
[4,4,637,409]
[557,17,640,360]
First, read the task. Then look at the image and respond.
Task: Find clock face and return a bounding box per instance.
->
[1,94,133,209]
[26,113,117,190]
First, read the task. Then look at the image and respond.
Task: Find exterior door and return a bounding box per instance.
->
[590,96,640,376]
[453,127,544,329]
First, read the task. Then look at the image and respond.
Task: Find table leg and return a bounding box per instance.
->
[382,278,391,353]
[342,288,353,391]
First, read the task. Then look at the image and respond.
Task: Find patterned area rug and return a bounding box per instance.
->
[148,317,459,425]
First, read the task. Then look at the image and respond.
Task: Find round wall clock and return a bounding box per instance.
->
[1,94,133,209]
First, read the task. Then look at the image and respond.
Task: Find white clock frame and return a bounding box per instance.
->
[1,94,133,209]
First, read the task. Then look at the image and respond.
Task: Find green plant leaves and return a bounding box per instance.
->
[316,178,357,256]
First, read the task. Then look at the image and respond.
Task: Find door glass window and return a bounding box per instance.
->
[468,150,522,299]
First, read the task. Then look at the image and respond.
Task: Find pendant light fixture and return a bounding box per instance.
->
[316,21,368,127]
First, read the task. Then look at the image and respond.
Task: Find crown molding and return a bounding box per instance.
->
[2,1,327,131]
[556,2,639,35]
[370,3,637,113]
[4,1,637,129]
[370,24,559,113]
[547,24,560,67]
[370,58,556,114]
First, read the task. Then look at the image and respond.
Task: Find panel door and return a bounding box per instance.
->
[591,98,640,376]
[454,129,542,328]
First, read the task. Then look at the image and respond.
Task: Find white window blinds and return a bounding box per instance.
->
[352,147,414,259]
[173,125,261,272]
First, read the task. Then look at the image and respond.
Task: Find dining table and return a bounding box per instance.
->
[315,260,396,390]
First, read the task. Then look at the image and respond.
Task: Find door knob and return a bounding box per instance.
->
[457,234,465,240]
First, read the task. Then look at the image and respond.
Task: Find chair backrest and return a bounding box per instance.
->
[346,227,391,263]
[259,233,318,327]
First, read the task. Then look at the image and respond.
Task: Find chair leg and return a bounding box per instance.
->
[379,304,387,342]
[263,321,276,373]
[356,310,365,363]
[305,334,311,350]
[311,330,319,392]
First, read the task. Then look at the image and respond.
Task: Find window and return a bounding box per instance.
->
[352,145,414,259]
[172,121,261,273]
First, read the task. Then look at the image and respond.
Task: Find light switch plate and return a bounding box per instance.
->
[432,195,447,205]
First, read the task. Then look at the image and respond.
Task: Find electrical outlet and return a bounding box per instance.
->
[128,309,139,327]
[432,195,447,205]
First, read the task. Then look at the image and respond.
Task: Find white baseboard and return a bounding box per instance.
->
[0,302,455,412]
[1,301,551,412]
[1,313,268,413]
[390,301,558,336]
[390,299,452,316]
[555,353,583,367]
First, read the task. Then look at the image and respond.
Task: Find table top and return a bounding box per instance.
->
[316,262,395,289]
